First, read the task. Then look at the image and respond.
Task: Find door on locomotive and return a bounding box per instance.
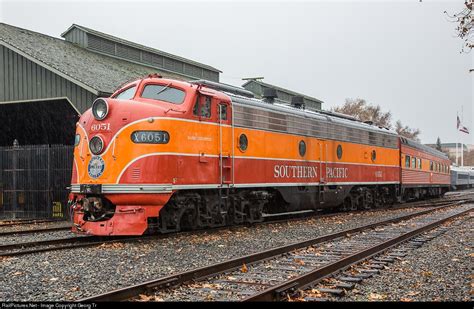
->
[193,92,233,187]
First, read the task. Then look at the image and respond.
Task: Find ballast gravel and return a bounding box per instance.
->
[0,205,470,301]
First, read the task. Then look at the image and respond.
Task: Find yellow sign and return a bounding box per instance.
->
[52,202,63,218]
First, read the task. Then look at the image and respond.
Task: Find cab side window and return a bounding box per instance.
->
[201,96,211,118]
[219,104,228,121]
[193,95,212,118]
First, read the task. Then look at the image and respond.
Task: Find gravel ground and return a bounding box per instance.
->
[146,204,472,302]
[0,204,466,302]
[0,230,78,246]
[332,214,473,302]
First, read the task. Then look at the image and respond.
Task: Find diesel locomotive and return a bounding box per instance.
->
[69,75,451,235]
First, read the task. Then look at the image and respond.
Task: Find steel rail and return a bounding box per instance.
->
[0,226,71,236]
[0,219,66,227]
[243,207,472,301]
[0,235,149,257]
[0,202,456,258]
[76,203,465,302]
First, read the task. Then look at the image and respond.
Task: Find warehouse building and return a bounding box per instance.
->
[0,23,221,146]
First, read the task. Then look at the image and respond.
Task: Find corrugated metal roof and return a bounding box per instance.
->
[61,24,221,73]
[0,23,188,95]
[242,79,323,104]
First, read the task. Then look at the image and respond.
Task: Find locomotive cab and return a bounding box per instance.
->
[69,75,233,235]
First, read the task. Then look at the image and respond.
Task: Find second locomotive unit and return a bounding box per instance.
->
[69,75,450,235]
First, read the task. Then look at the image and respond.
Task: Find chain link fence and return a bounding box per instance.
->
[0,144,74,219]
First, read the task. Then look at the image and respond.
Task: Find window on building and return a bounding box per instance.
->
[405,155,411,168]
[411,157,416,169]
[430,161,433,171]
[417,158,421,169]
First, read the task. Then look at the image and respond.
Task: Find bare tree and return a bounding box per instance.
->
[395,120,421,141]
[445,1,474,52]
[331,98,392,129]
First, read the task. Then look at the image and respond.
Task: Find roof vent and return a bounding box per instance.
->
[190,80,254,98]
[291,96,305,109]
[263,88,277,103]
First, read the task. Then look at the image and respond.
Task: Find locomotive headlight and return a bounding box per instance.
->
[92,98,109,120]
[89,136,105,155]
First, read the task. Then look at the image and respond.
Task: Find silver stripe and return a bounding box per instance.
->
[71,184,173,194]
[71,181,400,194]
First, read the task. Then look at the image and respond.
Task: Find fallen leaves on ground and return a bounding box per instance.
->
[0,257,11,262]
[368,293,386,300]
[294,259,305,266]
[241,263,248,273]
[138,294,152,301]
[99,242,125,249]
[421,271,432,277]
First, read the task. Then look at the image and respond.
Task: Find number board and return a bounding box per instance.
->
[131,131,170,144]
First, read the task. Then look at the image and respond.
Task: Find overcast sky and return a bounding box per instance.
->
[1,0,472,145]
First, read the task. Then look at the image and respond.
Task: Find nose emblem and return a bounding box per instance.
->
[88,156,105,179]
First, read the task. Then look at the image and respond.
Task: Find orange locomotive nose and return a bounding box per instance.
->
[70,77,197,235]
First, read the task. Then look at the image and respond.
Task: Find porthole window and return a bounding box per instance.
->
[337,145,343,160]
[299,140,306,157]
[239,134,248,152]
[371,150,377,162]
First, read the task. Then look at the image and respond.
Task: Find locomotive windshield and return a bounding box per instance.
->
[114,85,137,100]
[141,84,186,104]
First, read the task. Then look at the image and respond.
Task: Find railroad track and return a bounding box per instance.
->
[0,226,71,237]
[0,219,66,227]
[0,235,151,257]
[1,197,469,257]
[0,194,466,238]
[77,201,472,302]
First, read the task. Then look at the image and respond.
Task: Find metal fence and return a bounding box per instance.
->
[0,144,74,219]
